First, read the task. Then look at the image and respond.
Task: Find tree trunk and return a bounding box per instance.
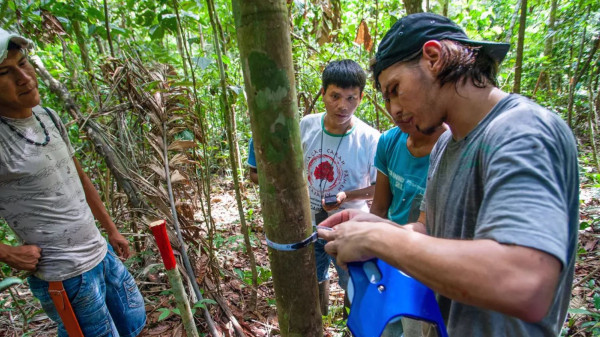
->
[206,0,258,311]
[540,0,557,92]
[175,30,189,78]
[103,0,115,57]
[71,19,92,74]
[567,7,598,128]
[505,0,521,43]
[588,67,600,173]
[232,1,323,336]
[513,0,527,93]
[403,0,423,14]
[94,34,106,56]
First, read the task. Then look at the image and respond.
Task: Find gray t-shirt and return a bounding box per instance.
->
[0,106,106,281]
[425,94,579,336]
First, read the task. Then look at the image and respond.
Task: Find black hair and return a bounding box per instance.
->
[436,40,499,88]
[370,40,499,90]
[322,59,367,93]
[7,41,22,51]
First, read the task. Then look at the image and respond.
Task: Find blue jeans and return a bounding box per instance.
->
[315,238,349,289]
[28,245,146,337]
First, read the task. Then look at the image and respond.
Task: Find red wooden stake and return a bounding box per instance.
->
[149,220,177,270]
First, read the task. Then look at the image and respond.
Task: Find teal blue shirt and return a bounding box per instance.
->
[374,127,429,224]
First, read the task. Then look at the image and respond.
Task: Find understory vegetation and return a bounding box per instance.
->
[1,0,599,336]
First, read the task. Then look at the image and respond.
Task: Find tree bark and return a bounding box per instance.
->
[71,19,92,74]
[232,1,323,336]
[505,0,521,43]
[206,0,258,311]
[403,0,423,14]
[513,0,527,93]
[103,0,115,57]
[541,0,557,92]
[567,7,598,128]
[588,67,600,173]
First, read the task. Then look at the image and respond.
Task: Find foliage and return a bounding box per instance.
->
[156,298,217,321]
[566,279,600,336]
[1,0,599,334]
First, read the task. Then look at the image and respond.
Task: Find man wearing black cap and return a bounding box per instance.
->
[318,13,578,336]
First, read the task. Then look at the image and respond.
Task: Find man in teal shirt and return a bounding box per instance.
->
[371,123,444,225]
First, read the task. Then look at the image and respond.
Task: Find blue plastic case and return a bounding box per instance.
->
[347,259,449,337]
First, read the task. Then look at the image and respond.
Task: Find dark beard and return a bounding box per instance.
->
[417,117,446,135]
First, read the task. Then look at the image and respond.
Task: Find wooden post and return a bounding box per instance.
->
[150,220,199,337]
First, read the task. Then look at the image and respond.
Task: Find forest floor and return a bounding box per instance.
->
[0,176,599,337]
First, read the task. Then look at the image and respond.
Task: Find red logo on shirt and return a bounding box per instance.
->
[307,151,345,195]
[314,161,334,182]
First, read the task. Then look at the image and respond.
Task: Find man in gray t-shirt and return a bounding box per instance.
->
[318,13,578,337]
[0,28,145,336]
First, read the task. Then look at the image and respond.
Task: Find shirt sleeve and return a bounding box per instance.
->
[247,138,257,168]
[374,132,388,176]
[369,132,380,185]
[45,107,74,157]
[476,132,570,267]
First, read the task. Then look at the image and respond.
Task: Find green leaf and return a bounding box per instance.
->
[594,293,600,310]
[157,308,170,321]
[138,10,156,27]
[187,37,202,45]
[181,11,199,21]
[0,277,23,292]
[161,14,178,32]
[193,298,217,309]
[143,81,161,91]
[86,7,104,21]
[228,85,243,96]
[568,308,600,317]
[172,308,181,316]
[149,25,165,40]
[193,57,213,70]
[110,25,129,37]
[56,16,69,25]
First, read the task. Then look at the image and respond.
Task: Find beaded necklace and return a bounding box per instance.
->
[0,111,50,146]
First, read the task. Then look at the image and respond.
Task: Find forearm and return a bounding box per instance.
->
[0,243,41,271]
[345,184,376,202]
[74,158,119,235]
[366,225,560,322]
[0,243,9,262]
[403,212,428,234]
[370,172,391,218]
[249,168,258,184]
[370,202,388,218]
[370,202,387,219]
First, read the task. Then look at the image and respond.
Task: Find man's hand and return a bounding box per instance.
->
[0,245,41,272]
[317,210,399,269]
[318,209,397,228]
[108,232,131,260]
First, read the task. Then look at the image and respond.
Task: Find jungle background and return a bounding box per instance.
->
[0,0,599,336]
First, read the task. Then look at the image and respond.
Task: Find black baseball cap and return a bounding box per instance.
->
[373,13,510,83]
